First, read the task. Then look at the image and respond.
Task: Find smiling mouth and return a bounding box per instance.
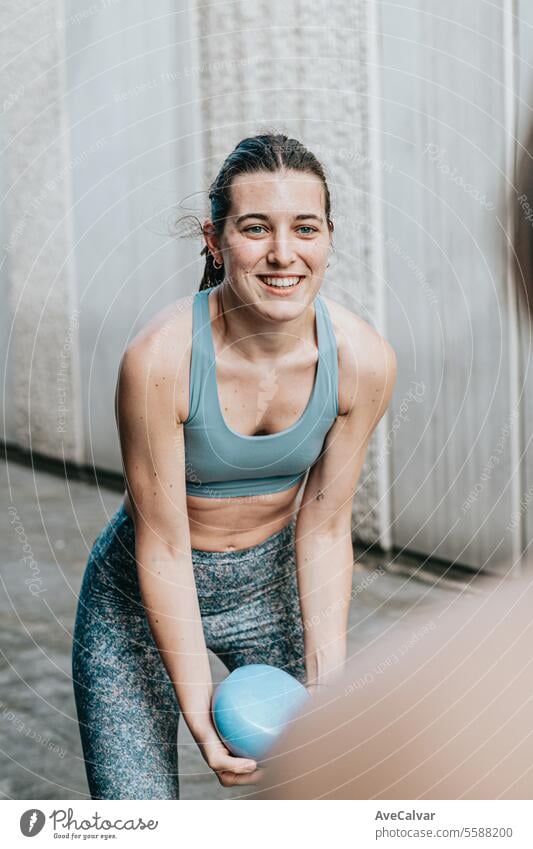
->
[256,275,304,290]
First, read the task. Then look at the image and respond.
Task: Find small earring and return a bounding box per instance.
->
[212,256,223,269]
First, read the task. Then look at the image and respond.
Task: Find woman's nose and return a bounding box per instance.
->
[266,236,297,266]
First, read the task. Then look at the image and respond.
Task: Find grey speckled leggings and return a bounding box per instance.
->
[72,503,306,800]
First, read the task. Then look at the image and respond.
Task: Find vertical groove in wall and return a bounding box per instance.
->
[503,0,523,572]
[194,0,383,544]
[366,0,392,549]
[54,0,85,465]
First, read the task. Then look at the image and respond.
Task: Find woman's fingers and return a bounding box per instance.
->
[217,767,265,787]
[193,720,261,786]
[209,751,257,773]
[207,749,263,786]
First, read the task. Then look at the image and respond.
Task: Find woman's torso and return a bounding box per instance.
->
[122,287,355,551]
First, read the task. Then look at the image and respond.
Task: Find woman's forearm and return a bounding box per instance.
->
[134,538,213,735]
[294,523,354,685]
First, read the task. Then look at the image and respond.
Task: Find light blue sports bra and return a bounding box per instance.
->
[183,289,339,498]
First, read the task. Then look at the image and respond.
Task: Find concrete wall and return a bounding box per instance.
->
[0,0,203,471]
[378,0,528,571]
[0,1,84,462]
[63,0,204,470]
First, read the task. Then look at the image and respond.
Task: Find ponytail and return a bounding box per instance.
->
[199,244,226,291]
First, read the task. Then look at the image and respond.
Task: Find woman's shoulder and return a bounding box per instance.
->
[127,294,196,353]
[319,293,396,416]
[121,294,197,422]
[320,292,379,341]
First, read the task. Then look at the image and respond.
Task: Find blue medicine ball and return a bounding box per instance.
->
[212,663,310,760]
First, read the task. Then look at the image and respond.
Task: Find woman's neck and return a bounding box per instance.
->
[212,281,316,363]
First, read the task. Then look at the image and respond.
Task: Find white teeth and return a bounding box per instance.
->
[259,276,302,288]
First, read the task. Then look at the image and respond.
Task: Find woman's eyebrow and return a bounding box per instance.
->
[234,213,324,224]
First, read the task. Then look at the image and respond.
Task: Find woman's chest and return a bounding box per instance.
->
[214,351,320,437]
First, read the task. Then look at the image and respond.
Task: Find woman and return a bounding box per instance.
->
[71,133,397,799]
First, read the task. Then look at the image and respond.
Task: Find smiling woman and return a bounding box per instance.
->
[72,133,397,800]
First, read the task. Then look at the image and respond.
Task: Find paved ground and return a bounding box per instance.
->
[0,458,459,800]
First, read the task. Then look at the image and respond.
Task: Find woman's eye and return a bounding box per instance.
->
[244,225,266,234]
[297,226,317,234]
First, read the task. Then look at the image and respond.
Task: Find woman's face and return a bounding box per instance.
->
[204,169,333,310]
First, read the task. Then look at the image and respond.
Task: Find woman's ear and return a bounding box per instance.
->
[202,219,223,263]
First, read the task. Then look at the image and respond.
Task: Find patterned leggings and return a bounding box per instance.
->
[71,504,306,800]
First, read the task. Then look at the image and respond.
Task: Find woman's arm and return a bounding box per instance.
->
[295,329,397,689]
[115,338,259,784]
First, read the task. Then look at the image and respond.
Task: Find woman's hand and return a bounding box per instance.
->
[191,717,264,788]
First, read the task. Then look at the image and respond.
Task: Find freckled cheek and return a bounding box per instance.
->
[303,243,328,271]
[225,241,266,272]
